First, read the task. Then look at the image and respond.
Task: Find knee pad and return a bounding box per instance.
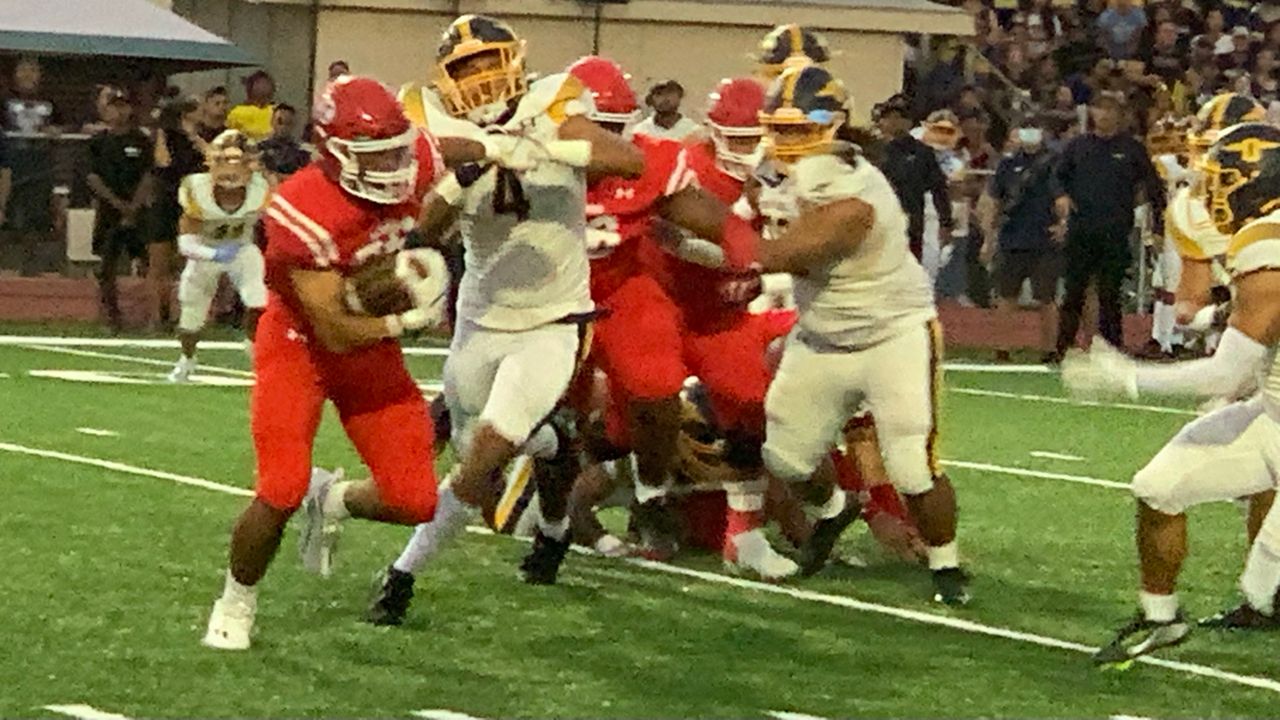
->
[880,434,935,497]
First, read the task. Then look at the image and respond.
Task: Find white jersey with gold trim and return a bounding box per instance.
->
[178,172,270,246]
[757,152,936,349]
[1168,185,1229,261]
[1225,210,1280,417]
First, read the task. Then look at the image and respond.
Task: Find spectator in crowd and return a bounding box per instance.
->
[1220,26,1255,84]
[980,120,1064,362]
[634,80,702,141]
[0,130,10,231]
[226,71,276,142]
[86,88,154,333]
[327,60,350,82]
[954,108,996,306]
[151,96,206,331]
[258,104,310,181]
[1097,0,1148,59]
[1143,20,1188,86]
[198,86,229,142]
[1193,7,1227,53]
[82,85,121,135]
[1,56,61,275]
[1051,93,1163,361]
[1254,47,1280,106]
[873,94,954,262]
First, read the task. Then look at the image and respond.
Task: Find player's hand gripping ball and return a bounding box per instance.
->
[344,253,416,317]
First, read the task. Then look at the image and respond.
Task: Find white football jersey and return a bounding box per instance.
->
[178,172,270,247]
[1168,185,1228,261]
[757,152,936,349]
[454,73,595,331]
[1226,210,1280,417]
[398,82,488,141]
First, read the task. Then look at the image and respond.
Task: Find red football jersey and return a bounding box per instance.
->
[642,140,750,327]
[585,133,696,301]
[262,132,444,335]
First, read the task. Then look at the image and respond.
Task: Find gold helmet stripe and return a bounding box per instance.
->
[457,17,474,42]
[1211,95,1229,128]
[787,24,802,56]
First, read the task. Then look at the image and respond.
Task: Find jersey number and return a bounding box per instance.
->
[211,223,246,241]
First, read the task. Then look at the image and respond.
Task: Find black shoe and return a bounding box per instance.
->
[365,565,415,626]
[797,493,862,577]
[931,567,971,606]
[519,529,572,585]
[1199,603,1280,631]
[631,497,681,561]
[1092,612,1190,667]
[1041,350,1063,366]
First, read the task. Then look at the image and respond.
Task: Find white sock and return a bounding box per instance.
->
[1152,302,1179,352]
[323,480,352,521]
[1139,590,1179,623]
[816,486,847,521]
[927,540,960,570]
[1240,539,1280,616]
[537,513,570,541]
[392,486,468,575]
[221,569,257,609]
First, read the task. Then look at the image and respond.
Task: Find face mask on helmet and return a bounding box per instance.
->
[711,126,763,180]
[1202,123,1280,235]
[436,37,528,126]
[759,66,849,165]
[707,78,766,180]
[325,129,419,205]
[205,130,257,190]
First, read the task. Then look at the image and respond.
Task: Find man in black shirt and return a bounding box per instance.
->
[0,131,10,232]
[873,95,954,261]
[87,88,154,332]
[258,104,310,181]
[1051,93,1164,360]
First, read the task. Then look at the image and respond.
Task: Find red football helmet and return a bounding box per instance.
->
[313,75,418,205]
[567,56,640,127]
[706,78,765,180]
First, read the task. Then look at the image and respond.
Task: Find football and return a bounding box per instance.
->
[344,253,416,317]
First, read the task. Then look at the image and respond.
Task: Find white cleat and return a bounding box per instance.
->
[168,355,197,384]
[202,598,255,651]
[724,529,799,582]
[299,467,345,577]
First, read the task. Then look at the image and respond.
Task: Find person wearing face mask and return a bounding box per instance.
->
[980,121,1066,363]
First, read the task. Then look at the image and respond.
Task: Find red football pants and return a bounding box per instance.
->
[250,307,438,523]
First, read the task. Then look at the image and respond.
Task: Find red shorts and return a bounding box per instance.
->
[250,306,438,523]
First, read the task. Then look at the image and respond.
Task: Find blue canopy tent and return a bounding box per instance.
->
[0,0,255,72]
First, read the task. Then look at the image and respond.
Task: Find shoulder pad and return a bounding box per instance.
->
[511,73,591,128]
[790,153,868,205]
[1228,209,1280,276]
[179,173,211,219]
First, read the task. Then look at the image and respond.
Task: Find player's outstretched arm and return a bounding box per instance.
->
[436,137,491,168]
[557,115,644,179]
[761,197,874,275]
[657,185,760,270]
[289,268,408,354]
[1174,258,1215,324]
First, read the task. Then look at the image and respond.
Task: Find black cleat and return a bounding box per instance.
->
[1092,613,1190,667]
[365,565,415,626]
[519,529,572,585]
[1199,603,1280,631]
[797,495,862,577]
[931,567,972,606]
[631,497,681,562]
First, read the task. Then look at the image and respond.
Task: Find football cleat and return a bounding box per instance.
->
[299,467,345,577]
[725,529,799,582]
[167,355,196,384]
[202,597,255,651]
[797,492,862,577]
[931,567,972,606]
[1199,603,1280,631]
[365,565,416,626]
[631,497,681,562]
[1092,613,1191,667]
[519,528,572,585]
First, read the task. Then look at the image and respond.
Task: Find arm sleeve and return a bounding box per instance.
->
[178,234,217,261]
[926,150,953,225]
[1135,327,1266,398]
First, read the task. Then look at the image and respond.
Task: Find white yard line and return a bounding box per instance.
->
[945,363,1053,374]
[0,334,450,356]
[43,704,132,720]
[75,428,119,438]
[410,711,490,720]
[9,443,1279,696]
[767,711,831,720]
[951,387,1197,417]
[942,459,1130,491]
[1029,450,1086,462]
[22,345,253,377]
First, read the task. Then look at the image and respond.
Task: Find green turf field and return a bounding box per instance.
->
[1,330,1277,719]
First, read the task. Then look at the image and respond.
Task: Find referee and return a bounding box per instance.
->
[1050,94,1163,361]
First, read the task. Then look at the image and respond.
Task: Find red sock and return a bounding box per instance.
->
[723,508,764,559]
[865,483,911,523]
[831,448,866,493]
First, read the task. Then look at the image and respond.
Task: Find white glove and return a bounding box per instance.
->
[394,248,450,329]
[480,133,546,172]
[1061,338,1138,400]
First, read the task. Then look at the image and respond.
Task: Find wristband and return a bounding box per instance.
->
[432,173,464,207]
[544,140,592,168]
[383,314,405,338]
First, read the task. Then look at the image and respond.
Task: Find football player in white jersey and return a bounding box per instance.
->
[168,130,270,383]
[1063,122,1280,665]
[366,15,644,623]
[750,65,968,605]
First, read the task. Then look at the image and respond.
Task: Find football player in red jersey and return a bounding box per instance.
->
[201,76,498,651]
[567,56,778,571]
